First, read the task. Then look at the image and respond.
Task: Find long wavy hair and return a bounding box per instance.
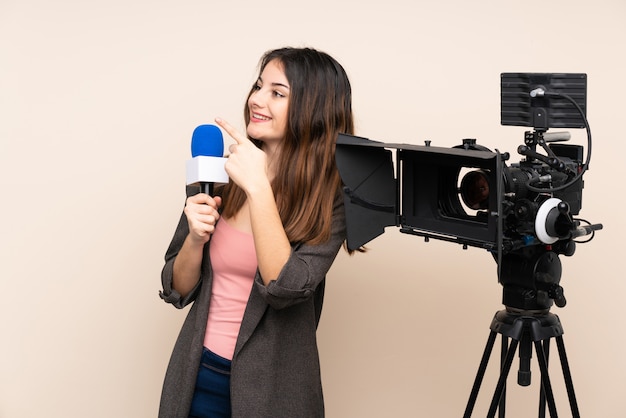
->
[219,47,354,245]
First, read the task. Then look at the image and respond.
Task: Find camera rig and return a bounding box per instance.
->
[335,73,603,417]
[336,72,601,311]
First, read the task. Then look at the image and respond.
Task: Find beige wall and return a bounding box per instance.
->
[1,0,625,417]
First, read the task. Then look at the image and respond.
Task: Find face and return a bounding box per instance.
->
[246,59,290,151]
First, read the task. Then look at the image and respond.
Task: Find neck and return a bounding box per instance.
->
[262,142,281,181]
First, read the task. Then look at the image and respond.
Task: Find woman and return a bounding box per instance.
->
[158,47,355,418]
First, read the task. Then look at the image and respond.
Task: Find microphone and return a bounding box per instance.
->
[186,124,229,195]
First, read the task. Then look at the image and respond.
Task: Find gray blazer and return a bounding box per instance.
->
[158,189,346,418]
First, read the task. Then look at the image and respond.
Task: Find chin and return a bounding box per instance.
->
[247,125,273,141]
[246,126,262,141]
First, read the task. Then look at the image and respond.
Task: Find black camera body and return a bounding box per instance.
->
[336,73,601,311]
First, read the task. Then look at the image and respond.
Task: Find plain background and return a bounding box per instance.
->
[1,0,625,417]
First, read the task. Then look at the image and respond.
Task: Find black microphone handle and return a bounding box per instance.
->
[200,182,214,196]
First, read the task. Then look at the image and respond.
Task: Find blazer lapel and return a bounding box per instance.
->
[233,274,267,357]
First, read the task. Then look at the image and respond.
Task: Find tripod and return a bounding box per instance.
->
[463,309,580,417]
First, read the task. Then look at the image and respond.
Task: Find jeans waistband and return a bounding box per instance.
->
[201,347,232,373]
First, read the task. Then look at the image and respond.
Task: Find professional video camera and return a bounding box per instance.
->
[336,72,602,311]
[336,73,603,416]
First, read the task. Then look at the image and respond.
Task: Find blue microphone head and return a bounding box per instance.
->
[191,124,224,157]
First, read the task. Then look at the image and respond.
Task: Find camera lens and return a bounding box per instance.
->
[460,170,490,210]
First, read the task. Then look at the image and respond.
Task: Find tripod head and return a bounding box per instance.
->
[500,244,565,311]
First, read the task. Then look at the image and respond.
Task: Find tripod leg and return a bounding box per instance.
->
[556,336,581,418]
[499,335,508,418]
[534,341,558,417]
[538,339,550,418]
[487,338,519,418]
[464,331,498,418]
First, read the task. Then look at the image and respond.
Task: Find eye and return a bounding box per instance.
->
[252,83,261,91]
[273,90,286,98]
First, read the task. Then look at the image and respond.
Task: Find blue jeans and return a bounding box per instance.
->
[188,347,232,418]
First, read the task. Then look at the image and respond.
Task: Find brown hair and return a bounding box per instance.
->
[219,47,354,245]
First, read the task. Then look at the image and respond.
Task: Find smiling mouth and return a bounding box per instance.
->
[251,113,271,121]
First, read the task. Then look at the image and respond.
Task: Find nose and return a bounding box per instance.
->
[248,90,265,108]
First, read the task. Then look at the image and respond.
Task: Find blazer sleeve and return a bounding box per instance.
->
[159,186,204,309]
[253,196,347,310]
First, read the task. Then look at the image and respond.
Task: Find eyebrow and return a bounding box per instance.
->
[258,76,290,90]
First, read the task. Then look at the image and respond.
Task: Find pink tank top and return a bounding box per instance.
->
[204,219,257,360]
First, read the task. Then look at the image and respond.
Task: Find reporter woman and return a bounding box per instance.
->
[158,47,355,418]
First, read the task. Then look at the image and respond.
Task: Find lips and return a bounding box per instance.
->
[251,112,271,121]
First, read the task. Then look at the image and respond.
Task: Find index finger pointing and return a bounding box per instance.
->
[215,117,250,145]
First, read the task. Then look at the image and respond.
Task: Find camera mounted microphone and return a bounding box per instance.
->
[186,124,229,195]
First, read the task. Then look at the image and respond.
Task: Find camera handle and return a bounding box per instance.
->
[520,130,578,176]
